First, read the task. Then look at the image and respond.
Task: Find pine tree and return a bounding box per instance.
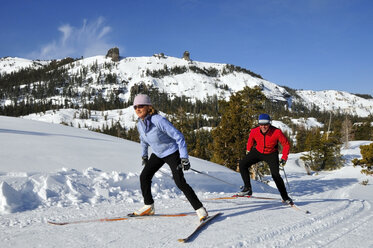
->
[352,142,373,175]
[190,129,213,160]
[320,133,344,170]
[211,86,266,170]
[301,129,344,171]
[353,121,373,140]
[294,125,308,152]
[300,128,322,171]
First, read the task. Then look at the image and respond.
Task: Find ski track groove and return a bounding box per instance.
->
[212,197,370,248]
[1,194,371,247]
[284,199,372,248]
[281,199,367,247]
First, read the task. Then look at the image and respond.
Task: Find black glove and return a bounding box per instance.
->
[178,158,190,171]
[142,156,148,166]
[279,159,286,167]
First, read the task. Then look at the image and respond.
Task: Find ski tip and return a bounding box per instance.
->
[178,238,186,243]
[47,221,66,225]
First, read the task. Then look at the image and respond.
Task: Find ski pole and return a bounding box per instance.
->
[280,166,291,192]
[190,168,236,187]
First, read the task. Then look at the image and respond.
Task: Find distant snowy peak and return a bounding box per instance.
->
[2,54,373,117]
[294,90,373,117]
[0,57,50,74]
[68,54,290,102]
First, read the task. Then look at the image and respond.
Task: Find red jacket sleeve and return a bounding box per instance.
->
[246,129,255,152]
[277,129,290,160]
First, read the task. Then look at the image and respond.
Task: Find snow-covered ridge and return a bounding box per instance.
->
[0,57,49,74]
[1,54,373,117]
[294,90,373,117]
[66,54,289,102]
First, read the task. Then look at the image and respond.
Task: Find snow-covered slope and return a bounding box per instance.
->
[0,57,49,74]
[22,107,139,131]
[1,116,372,248]
[3,54,373,117]
[116,55,288,101]
[294,90,373,117]
[60,54,288,102]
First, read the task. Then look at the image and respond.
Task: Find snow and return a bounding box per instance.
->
[1,115,373,247]
[22,107,139,131]
[294,90,373,117]
[111,55,289,102]
[2,54,373,117]
[291,117,324,130]
[0,57,49,74]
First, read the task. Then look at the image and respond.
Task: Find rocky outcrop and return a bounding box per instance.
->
[183,51,191,61]
[106,47,120,62]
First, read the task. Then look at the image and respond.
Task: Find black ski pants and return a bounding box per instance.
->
[239,148,290,200]
[140,151,203,210]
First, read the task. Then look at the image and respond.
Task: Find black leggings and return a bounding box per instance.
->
[139,151,203,210]
[239,148,289,200]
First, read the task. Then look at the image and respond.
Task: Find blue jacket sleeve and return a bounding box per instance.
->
[158,117,189,159]
[138,123,149,158]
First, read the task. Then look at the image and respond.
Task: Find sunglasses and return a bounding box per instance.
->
[259,123,270,126]
[134,105,147,110]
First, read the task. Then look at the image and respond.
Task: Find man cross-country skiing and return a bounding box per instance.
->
[237,113,293,204]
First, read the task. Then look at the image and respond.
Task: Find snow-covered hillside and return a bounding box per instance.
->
[22,107,139,131]
[59,54,289,103]
[0,57,49,74]
[294,90,373,117]
[2,55,373,117]
[1,116,372,247]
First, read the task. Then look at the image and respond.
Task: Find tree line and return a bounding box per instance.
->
[92,86,373,174]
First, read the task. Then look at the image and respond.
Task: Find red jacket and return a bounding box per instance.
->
[246,126,290,160]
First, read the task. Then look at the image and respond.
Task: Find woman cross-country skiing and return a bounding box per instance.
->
[130,94,208,221]
[237,113,293,204]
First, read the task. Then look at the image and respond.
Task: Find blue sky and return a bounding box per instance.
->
[1,0,372,95]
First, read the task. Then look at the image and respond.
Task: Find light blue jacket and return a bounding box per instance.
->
[137,114,189,159]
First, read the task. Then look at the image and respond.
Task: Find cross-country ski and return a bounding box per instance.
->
[178,212,223,243]
[47,213,192,225]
